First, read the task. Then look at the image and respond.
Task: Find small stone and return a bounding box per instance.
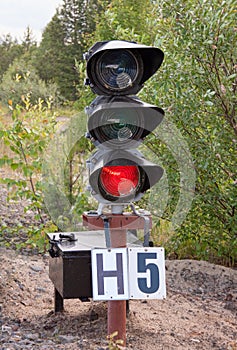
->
[2,325,12,334]
[52,327,59,336]
[12,324,19,331]
[43,340,55,345]
[35,287,46,293]
[18,339,34,345]
[24,333,40,341]
[30,265,43,272]
[191,338,200,343]
[58,335,77,343]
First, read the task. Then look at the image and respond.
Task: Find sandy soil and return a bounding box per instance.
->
[0,247,236,350]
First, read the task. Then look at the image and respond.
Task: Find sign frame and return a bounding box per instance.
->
[91,247,166,301]
[91,248,129,301]
[128,247,166,300]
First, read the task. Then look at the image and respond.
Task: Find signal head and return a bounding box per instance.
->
[89,150,163,204]
[85,40,164,95]
[87,96,164,149]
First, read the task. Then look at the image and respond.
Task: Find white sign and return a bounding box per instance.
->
[91,248,129,301]
[128,247,166,299]
[91,247,166,301]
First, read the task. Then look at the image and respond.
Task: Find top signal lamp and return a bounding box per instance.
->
[85,40,164,95]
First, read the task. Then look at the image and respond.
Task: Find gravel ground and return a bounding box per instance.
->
[0,177,237,350]
[0,248,236,350]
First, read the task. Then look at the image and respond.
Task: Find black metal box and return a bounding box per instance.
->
[47,231,108,299]
[47,230,141,300]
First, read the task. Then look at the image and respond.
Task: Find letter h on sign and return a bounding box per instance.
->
[96,253,124,295]
[92,248,129,300]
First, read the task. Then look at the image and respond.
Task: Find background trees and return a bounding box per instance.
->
[90,0,237,264]
[0,0,236,264]
[148,0,237,262]
[0,57,58,106]
[35,0,103,100]
[0,34,24,82]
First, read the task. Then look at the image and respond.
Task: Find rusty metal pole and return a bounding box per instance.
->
[82,210,152,347]
[107,227,127,347]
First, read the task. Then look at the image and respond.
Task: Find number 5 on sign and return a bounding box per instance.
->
[128,247,166,299]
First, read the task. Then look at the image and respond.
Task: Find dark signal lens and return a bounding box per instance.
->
[95,50,143,92]
[95,108,144,146]
[100,165,139,197]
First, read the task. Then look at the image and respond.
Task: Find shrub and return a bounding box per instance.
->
[0,57,59,107]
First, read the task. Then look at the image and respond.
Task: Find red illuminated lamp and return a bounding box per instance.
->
[89,150,163,204]
[100,165,139,198]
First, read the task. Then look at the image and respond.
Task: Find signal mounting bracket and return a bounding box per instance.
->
[83,206,152,247]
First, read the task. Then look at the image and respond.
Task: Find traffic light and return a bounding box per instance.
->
[84,40,164,96]
[84,40,164,205]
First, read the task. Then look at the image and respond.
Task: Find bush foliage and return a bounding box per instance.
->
[0,0,236,264]
[0,57,59,107]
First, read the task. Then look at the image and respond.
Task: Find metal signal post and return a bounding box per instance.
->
[84,40,165,346]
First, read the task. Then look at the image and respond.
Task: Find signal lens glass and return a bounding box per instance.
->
[95,50,141,92]
[98,108,143,145]
[100,165,139,197]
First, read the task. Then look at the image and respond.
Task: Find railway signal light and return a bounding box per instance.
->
[84,40,164,206]
[84,40,164,96]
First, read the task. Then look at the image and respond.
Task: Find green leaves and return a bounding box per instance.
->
[92,0,237,265]
[0,0,236,263]
[0,100,58,251]
[0,57,59,107]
